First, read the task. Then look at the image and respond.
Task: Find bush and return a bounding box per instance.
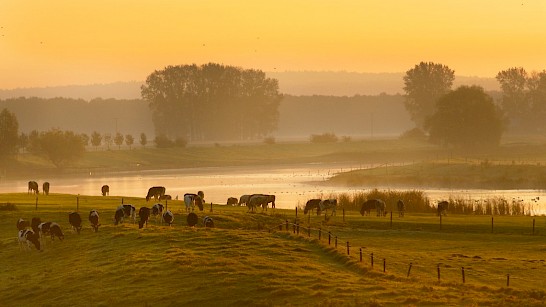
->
[175,137,188,148]
[264,136,276,145]
[154,135,174,148]
[310,133,338,143]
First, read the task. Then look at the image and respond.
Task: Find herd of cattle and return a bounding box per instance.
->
[17,182,451,252]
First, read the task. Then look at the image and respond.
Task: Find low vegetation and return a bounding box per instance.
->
[2,193,546,306]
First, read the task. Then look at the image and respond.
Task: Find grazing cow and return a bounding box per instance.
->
[68,212,82,234]
[117,204,136,223]
[397,200,405,217]
[304,199,321,215]
[247,194,270,212]
[138,207,151,229]
[203,216,214,228]
[360,199,385,216]
[89,210,100,232]
[16,218,30,231]
[38,222,52,240]
[146,186,166,201]
[114,207,125,225]
[159,194,172,201]
[184,193,204,212]
[18,229,41,251]
[187,212,198,227]
[162,210,174,226]
[319,199,337,216]
[437,201,449,216]
[28,181,39,194]
[101,185,109,196]
[49,222,64,241]
[31,217,42,234]
[238,194,251,206]
[227,197,238,206]
[151,203,164,221]
[42,182,50,195]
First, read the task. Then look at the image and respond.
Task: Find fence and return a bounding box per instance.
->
[265,219,535,289]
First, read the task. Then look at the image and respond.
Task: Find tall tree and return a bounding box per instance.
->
[525,70,546,132]
[90,131,102,149]
[496,67,529,131]
[125,134,134,149]
[0,108,19,158]
[114,132,124,150]
[403,62,455,129]
[140,132,147,147]
[141,63,282,141]
[426,86,505,148]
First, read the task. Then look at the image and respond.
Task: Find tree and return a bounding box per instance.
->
[114,132,124,150]
[496,67,529,132]
[80,133,90,147]
[425,86,505,148]
[90,131,102,150]
[18,132,28,152]
[140,133,147,147]
[141,63,282,141]
[403,62,455,129]
[35,129,86,168]
[103,133,112,150]
[0,108,19,158]
[125,134,134,149]
[527,70,546,132]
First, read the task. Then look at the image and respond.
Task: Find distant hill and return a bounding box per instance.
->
[0,71,499,99]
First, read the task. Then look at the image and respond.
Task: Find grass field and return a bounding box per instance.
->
[2,193,546,306]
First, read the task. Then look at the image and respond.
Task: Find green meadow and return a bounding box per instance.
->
[1,193,546,306]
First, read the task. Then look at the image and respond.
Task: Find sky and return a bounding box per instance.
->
[1,0,545,89]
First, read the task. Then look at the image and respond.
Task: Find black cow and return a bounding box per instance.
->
[437,201,449,216]
[18,229,41,251]
[38,222,52,240]
[162,210,174,226]
[101,185,109,196]
[68,212,82,234]
[146,186,166,201]
[227,197,238,206]
[31,217,41,234]
[42,182,50,195]
[361,199,385,216]
[89,210,100,232]
[49,222,64,241]
[138,207,151,229]
[151,203,164,221]
[118,204,136,223]
[16,218,30,231]
[114,208,125,225]
[304,199,321,215]
[397,200,405,217]
[28,181,39,194]
[238,194,251,206]
[319,199,337,216]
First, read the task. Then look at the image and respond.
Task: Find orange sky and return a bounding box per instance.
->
[1,0,545,89]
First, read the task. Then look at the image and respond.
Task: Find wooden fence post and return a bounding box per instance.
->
[328,232,331,245]
[461,267,465,283]
[533,219,535,235]
[359,248,362,262]
[383,259,386,273]
[507,274,510,287]
[437,264,441,282]
[295,207,298,218]
[407,262,412,278]
[35,196,38,211]
[335,236,338,248]
[296,223,300,235]
[346,242,350,255]
[390,211,393,228]
[319,228,321,240]
[371,253,374,268]
[491,216,494,233]
[76,196,79,211]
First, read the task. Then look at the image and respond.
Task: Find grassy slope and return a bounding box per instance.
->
[1,194,546,306]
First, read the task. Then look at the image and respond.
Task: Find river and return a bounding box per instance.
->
[1,163,545,214]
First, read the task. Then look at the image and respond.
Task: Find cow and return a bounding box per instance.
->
[31,217,41,234]
[304,199,321,215]
[360,199,385,216]
[146,186,166,201]
[89,210,100,232]
[117,204,136,223]
[114,207,125,225]
[151,203,164,221]
[16,218,30,231]
[437,201,449,216]
[42,182,50,195]
[162,210,174,226]
[101,185,109,196]
[397,200,405,217]
[38,222,52,240]
[184,193,204,212]
[138,207,151,229]
[28,181,39,194]
[68,212,82,234]
[18,229,41,251]
[203,216,214,228]
[319,199,337,216]
[227,197,238,206]
[247,194,271,212]
[238,194,251,206]
[49,222,64,241]
[159,194,172,201]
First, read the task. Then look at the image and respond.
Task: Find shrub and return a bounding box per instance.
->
[154,135,174,148]
[310,133,338,143]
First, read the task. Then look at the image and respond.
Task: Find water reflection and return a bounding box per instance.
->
[1,164,544,214]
